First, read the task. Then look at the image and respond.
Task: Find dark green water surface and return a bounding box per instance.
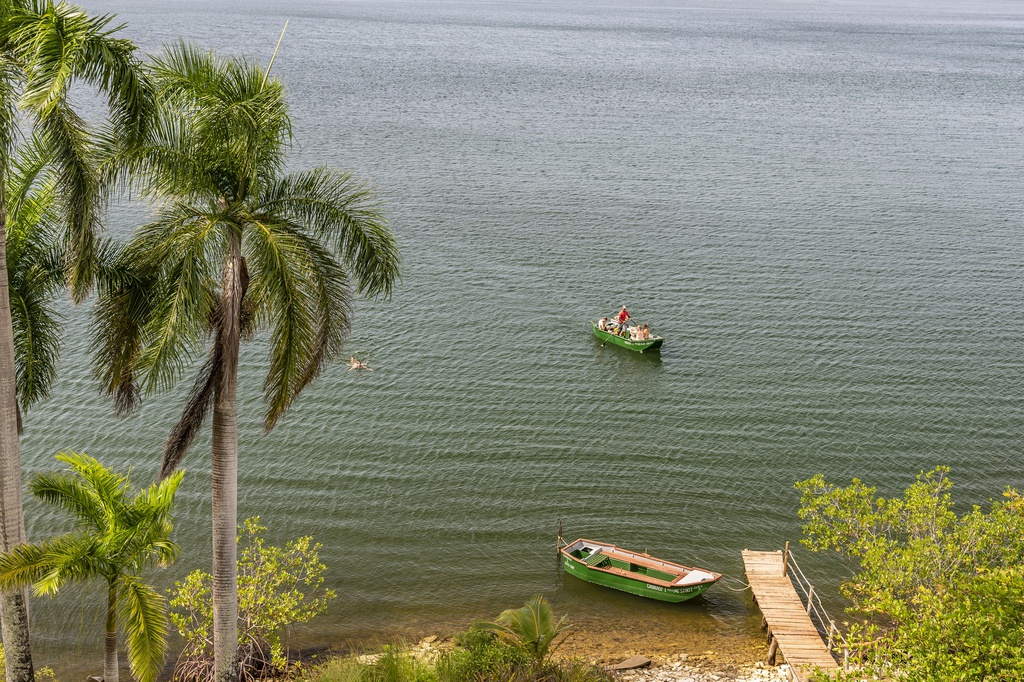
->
[22,0,1024,673]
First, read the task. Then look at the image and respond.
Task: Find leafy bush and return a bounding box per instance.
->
[797,467,1024,681]
[170,517,336,681]
[436,628,531,681]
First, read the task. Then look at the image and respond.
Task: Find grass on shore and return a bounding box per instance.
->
[309,630,613,682]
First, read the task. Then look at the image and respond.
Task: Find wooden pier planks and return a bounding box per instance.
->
[742,549,839,682]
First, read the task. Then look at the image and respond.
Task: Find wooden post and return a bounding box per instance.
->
[782,540,790,577]
[767,635,779,666]
[827,619,835,651]
[806,585,814,615]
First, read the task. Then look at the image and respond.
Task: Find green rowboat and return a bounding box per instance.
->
[593,322,663,353]
[560,538,720,603]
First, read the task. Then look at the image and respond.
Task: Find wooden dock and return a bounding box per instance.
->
[742,548,839,682]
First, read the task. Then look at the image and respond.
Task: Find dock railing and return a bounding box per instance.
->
[783,542,850,668]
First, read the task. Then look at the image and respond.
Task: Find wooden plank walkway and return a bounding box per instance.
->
[742,549,839,682]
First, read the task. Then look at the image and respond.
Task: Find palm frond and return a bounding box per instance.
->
[261,168,400,298]
[92,205,222,411]
[6,131,57,220]
[73,18,154,151]
[50,451,131,523]
[149,41,293,201]
[90,244,156,416]
[0,542,52,591]
[29,470,105,529]
[0,61,21,159]
[3,0,87,115]
[34,95,100,301]
[5,134,65,411]
[162,336,220,477]
[0,531,104,595]
[34,532,109,594]
[244,215,352,430]
[117,574,171,682]
[477,595,570,665]
[133,207,225,394]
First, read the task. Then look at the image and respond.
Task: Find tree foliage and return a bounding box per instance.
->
[92,41,401,450]
[796,467,1024,681]
[0,452,183,682]
[169,517,336,681]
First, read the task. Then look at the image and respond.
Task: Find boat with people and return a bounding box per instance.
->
[594,306,663,352]
[560,538,720,602]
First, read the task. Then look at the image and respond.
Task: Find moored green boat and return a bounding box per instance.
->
[593,322,663,353]
[560,538,720,603]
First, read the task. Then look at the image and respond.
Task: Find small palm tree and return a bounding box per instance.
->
[477,595,571,668]
[0,452,184,682]
[93,42,399,682]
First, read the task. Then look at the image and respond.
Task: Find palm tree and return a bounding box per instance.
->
[0,452,184,682]
[93,43,400,682]
[0,3,151,678]
[477,595,571,668]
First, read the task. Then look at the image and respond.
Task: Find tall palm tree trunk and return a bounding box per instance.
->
[0,169,34,682]
[212,229,243,682]
[104,580,118,682]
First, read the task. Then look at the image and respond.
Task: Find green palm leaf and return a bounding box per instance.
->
[478,595,571,666]
[261,168,400,298]
[117,574,170,682]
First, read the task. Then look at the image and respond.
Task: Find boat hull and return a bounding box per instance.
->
[561,554,713,602]
[593,324,663,353]
[560,539,719,603]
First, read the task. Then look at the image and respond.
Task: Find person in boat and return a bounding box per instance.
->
[615,306,630,325]
[629,325,641,340]
[598,316,609,331]
[640,324,651,340]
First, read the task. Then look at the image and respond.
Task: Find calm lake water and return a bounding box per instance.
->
[21,0,1024,674]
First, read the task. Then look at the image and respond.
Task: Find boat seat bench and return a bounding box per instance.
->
[597,564,679,588]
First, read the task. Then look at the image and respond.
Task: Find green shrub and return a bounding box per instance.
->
[798,468,1024,681]
[436,628,532,681]
[170,517,336,681]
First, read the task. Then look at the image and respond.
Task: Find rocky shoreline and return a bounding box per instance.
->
[611,654,789,682]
